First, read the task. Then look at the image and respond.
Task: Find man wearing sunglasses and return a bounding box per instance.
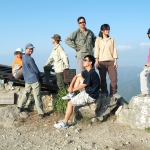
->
[17,43,44,119]
[54,55,100,129]
[65,16,96,73]
[139,28,150,97]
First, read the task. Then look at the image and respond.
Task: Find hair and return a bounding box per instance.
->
[98,24,110,38]
[84,55,95,67]
[77,16,86,23]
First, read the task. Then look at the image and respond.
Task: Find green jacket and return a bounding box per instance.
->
[65,28,96,58]
[46,44,70,73]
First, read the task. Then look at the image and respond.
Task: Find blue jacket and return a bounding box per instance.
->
[22,54,40,84]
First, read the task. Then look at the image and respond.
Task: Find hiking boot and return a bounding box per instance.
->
[38,114,44,119]
[54,120,69,129]
[18,107,23,113]
[138,93,149,97]
[111,93,121,99]
[62,93,75,100]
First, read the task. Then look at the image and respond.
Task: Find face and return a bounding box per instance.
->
[102,28,110,36]
[83,57,92,67]
[26,48,33,55]
[52,38,56,44]
[148,33,150,39]
[16,52,22,58]
[78,18,86,28]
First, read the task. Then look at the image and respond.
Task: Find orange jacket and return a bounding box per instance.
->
[12,57,22,75]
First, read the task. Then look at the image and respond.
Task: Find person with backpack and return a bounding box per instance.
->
[139,28,150,97]
[44,34,69,89]
[95,24,118,97]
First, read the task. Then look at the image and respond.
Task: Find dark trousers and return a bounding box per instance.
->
[98,61,117,95]
[44,65,64,90]
[43,65,54,82]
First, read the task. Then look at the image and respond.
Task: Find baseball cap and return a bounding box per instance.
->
[51,34,62,41]
[25,43,35,49]
[14,48,25,55]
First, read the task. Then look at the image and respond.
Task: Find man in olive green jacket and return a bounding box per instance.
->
[65,16,96,73]
[44,34,70,89]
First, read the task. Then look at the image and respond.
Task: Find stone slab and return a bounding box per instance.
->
[0,93,14,104]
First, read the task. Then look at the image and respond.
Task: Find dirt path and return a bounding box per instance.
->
[0,112,150,150]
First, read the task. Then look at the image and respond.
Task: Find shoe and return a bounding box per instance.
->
[112,93,121,99]
[54,120,69,129]
[38,114,44,119]
[62,93,75,100]
[138,93,149,97]
[18,107,23,113]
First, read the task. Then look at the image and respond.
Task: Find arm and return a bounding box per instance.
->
[112,39,118,69]
[68,73,86,92]
[65,31,78,51]
[94,38,100,69]
[45,53,54,66]
[92,32,96,48]
[29,57,40,76]
[59,47,70,69]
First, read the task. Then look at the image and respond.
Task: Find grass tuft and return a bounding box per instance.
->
[145,127,150,133]
[53,88,69,114]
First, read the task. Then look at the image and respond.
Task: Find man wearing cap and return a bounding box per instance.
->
[139,29,150,97]
[18,43,44,119]
[44,34,69,89]
[12,48,24,79]
[65,16,96,73]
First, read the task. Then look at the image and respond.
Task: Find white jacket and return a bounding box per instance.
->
[46,44,70,73]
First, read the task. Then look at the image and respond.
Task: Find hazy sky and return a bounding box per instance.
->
[0,0,150,72]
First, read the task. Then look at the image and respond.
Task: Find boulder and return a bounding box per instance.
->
[74,94,127,121]
[116,95,150,129]
[0,105,19,127]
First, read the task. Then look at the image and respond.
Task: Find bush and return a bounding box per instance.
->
[145,127,150,133]
[53,88,69,114]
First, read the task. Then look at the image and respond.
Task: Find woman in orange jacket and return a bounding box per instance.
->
[12,48,24,79]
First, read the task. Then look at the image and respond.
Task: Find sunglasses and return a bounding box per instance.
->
[83,59,89,62]
[79,21,86,24]
[29,48,33,50]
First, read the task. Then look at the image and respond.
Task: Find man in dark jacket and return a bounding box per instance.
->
[17,43,44,119]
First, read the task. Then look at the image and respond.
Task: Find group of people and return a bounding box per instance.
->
[12,16,150,129]
[12,16,118,122]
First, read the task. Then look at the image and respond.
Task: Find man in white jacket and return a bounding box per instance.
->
[44,34,70,89]
[139,28,150,96]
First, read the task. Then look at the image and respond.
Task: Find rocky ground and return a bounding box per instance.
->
[0,112,150,150]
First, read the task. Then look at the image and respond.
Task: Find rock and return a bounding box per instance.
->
[74,94,127,121]
[20,112,29,118]
[0,105,19,127]
[115,106,122,116]
[116,95,150,129]
[91,118,97,123]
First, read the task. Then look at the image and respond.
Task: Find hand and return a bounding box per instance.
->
[63,68,68,71]
[96,62,100,69]
[77,46,80,51]
[113,62,118,69]
[68,87,73,93]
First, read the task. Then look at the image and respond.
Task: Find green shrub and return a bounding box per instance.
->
[53,88,69,114]
[145,127,150,133]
